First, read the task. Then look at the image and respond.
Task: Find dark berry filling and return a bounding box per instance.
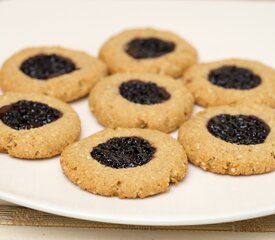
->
[207,114,270,145]
[119,79,171,105]
[125,37,175,59]
[0,100,63,130]
[208,65,261,89]
[91,136,156,169]
[20,54,77,80]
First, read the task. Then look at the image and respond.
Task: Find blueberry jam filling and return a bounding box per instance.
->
[207,114,270,145]
[20,54,77,80]
[119,79,171,105]
[208,65,261,90]
[91,136,156,169]
[0,100,62,130]
[125,37,175,59]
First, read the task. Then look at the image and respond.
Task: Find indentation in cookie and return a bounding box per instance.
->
[125,37,175,59]
[208,65,261,89]
[207,114,270,145]
[0,100,63,130]
[20,54,77,80]
[91,136,156,168]
[119,79,171,105]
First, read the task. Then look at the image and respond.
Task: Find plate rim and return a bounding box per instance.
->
[1,190,275,226]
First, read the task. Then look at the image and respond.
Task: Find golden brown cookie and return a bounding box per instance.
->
[99,28,198,78]
[0,46,107,102]
[0,92,81,159]
[89,73,194,133]
[178,105,275,175]
[61,128,188,198]
[182,59,275,107]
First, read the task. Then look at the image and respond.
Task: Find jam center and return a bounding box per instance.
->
[125,37,175,59]
[20,54,77,80]
[91,136,156,169]
[0,100,63,130]
[119,79,171,105]
[208,65,261,89]
[207,114,270,145]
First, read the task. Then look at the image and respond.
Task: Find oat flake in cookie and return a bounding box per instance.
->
[99,28,198,77]
[0,92,80,159]
[89,73,194,133]
[61,128,188,198]
[0,47,107,102]
[178,105,275,175]
[183,59,275,107]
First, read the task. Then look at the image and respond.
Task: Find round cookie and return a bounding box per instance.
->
[178,105,275,175]
[89,73,194,133]
[0,46,107,102]
[61,128,188,198]
[0,92,81,159]
[182,59,275,107]
[99,28,198,78]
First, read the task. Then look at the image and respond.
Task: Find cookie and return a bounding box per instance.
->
[0,92,81,159]
[182,59,275,107]
[89,73,194,133]
[99,28,198,78]
[61,128,188,198]
[178,105,275,175]
[0,46,107,102]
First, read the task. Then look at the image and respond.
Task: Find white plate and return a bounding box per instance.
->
[0,0,275,226]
